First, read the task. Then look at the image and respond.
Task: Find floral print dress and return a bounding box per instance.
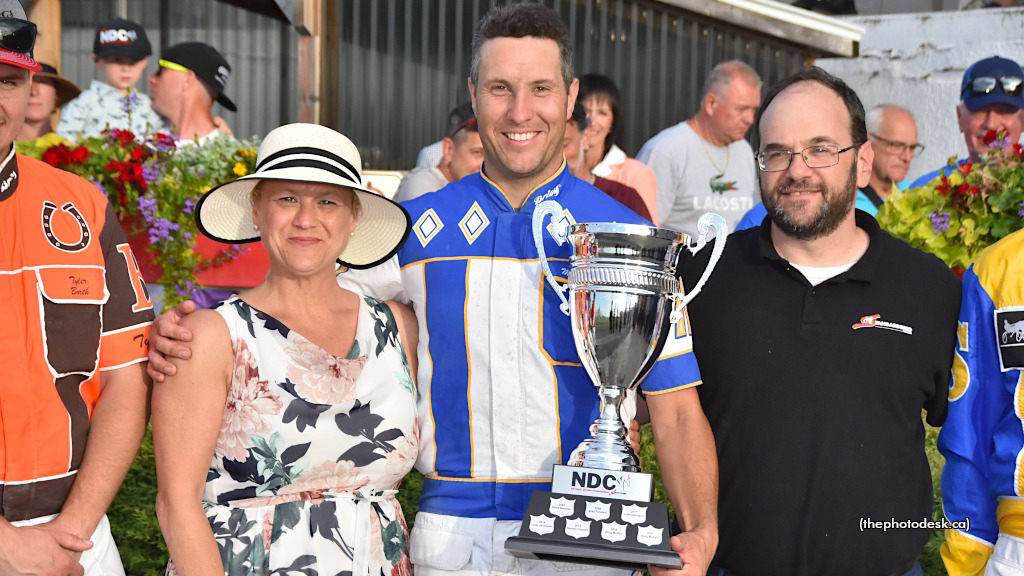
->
[166,294,418,576]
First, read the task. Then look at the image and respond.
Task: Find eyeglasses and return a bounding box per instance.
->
[0,18,37,55]
[962,76,1024,97]
[869,133,925,157]
[755,144,859,172]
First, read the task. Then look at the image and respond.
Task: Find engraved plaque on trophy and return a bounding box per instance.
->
[504,201,726,571]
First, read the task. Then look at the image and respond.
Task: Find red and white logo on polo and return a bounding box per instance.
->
[852,314,913,335]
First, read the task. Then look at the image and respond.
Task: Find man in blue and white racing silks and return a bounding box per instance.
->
[146,5,718,576]
[385,7,717,576]
[939,227,1024,576]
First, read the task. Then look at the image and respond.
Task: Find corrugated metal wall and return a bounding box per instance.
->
[59,0,298,142]
[333,0,814,169]
[58,0,814,169]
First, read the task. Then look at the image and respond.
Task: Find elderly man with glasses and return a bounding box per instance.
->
[864,104,923,208]
[679,66,961,576]
[911,56,1024,187]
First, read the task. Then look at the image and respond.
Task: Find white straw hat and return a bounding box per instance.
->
[196,123,411,269]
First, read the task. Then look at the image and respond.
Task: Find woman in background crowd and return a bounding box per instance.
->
[578,73,659,223]
[18,63,80,141]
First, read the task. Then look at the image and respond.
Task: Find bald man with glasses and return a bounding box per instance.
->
[863,105,922,207]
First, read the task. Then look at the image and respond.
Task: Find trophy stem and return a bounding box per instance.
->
[569,387,640,472]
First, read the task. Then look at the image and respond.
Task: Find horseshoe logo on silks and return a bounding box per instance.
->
[42,201,91,252]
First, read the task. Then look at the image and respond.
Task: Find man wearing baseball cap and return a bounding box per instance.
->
[0,2,155,575]
[910,55,1024,186]
[148,41,236,146]
[56,17,164,140]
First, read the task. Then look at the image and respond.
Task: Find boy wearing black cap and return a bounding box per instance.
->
[56,17,164,140]
[148,41,236,146]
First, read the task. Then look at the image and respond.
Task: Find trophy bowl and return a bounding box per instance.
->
[504,201,726,570]
[564,223,686,472]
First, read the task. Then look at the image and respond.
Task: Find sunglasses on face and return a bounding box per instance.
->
[0,18,36,55]
[447,117,477,140]
[962,76,1024,97]
[154,59,191,77]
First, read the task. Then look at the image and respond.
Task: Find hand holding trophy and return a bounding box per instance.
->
[504,200,726,570]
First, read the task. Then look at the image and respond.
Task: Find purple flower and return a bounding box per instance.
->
[183,197,197,212]
[137,196,158,214]
[147,217,179,243]
[121,90,139,117]
[141,163,161,184]
[90,179,108,197]
[929,211,951,234]
[227,243,248,260]
[1018,202,1024,218]
[152,134,177,153]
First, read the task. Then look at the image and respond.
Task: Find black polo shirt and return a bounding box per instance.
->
[678,211,960,576]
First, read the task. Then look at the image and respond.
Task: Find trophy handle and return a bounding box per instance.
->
[670,212,727,323]
[532,200,571,316]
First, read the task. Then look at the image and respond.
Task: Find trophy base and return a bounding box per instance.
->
[504,491,681,571]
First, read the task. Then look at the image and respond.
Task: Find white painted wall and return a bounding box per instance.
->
[815,7,1024,183]
[852,0,967,13]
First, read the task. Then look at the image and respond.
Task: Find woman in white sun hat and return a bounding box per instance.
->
[152,123,418,576]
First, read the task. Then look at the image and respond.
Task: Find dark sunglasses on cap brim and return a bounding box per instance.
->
[962,75,1024,97]
[0,18,36,54]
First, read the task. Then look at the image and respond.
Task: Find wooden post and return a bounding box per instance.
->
[25,0,62,70]
[294,0,322,124]
[320,0,338,128]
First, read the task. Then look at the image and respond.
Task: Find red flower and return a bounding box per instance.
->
[41,144,75,167]
[936,174,949,196]
[69,146,90,164]
[41,148,61,167]
[103,128,136,146]
[960,162,973,175]
[150,132,177,149]
[983,130,1000,145]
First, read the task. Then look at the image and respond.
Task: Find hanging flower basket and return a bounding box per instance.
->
[878,130,1024,271]
[18,130,263,310]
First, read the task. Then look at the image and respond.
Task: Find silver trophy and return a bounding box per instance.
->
[505,200,725,570]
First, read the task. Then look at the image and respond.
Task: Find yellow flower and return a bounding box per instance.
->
[233,162,248,176]
[237,147,256,159]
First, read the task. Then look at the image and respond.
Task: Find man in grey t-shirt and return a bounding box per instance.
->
[637,61,761,237]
